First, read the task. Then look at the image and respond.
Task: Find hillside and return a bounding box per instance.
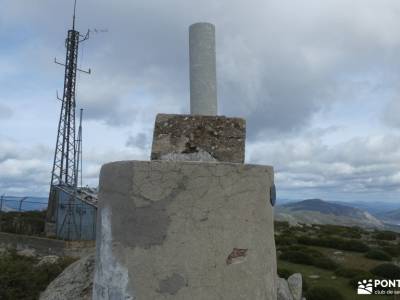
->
[275,199,384,228]
[377,209,400,226]
[276,221,400,300]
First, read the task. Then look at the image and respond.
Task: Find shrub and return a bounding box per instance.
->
[306,286,344,300]
[376,240,390,247]
[0,211,46,236]
[286,245,302,250]
[275,235,297,246]
[0,250,75,300]
[280,251,313,265]
[305,248,324,258]
[317,224,364,238]
[335,267,365,278]
[313,257,338,270]
[274,221,290,230]
[279,248,337,270]
[365,249,391,261]
[370,263,400,279]
[382,245,400,257]
[319,224,345,235]
[342,231,362,239]
[298,236,369,252]
[302,278,309,292]
[348,272,376,288]
[374,231,397,241]
[277,268,293,279]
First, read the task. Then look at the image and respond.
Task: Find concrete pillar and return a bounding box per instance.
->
[189,23,218,115]
[93,160,277,300]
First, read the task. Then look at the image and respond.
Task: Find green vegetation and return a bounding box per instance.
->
[373,231,398,241]
[318,224,365,239]
[370,263,400,279]
[381,245,400,257]
[313,257,338,270]
[275,222,400,299]
[298,236,370,252]
[280,247,338,270]
[280,250,314,265]
[277,267,293,279]
[365,249,391,261]
[0,250,75,300]
[348,272,376,288]
[306,286,344,300]
[0,211,46,236]
[334,267,364,278]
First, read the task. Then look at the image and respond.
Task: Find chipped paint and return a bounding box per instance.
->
[92,206,135,300]
[226,248,248,265]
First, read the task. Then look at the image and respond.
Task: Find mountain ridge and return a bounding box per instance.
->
[275,198,384,228]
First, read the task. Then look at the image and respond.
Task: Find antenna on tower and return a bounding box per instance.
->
[46,0,91,240]
[76,108,83,189]
[72,0,77,30]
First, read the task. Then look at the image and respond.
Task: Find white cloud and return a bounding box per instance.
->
[248,131,400,200]
[1,0,400,201]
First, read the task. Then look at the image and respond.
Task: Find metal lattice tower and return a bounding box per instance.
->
[46,0,90,234]
[52,30,79,188]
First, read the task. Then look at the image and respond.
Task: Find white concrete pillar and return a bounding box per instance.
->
[189,23,218,115]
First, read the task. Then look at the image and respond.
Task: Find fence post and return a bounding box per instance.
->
[0,195,4,232]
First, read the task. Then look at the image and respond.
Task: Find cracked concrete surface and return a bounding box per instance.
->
[93,160,276,300]
[151,114,246,163]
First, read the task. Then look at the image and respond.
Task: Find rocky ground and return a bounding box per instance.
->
[277,273,305,300]
[39,253,95,300]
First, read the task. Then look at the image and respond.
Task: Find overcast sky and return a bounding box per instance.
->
[1,0,400,202]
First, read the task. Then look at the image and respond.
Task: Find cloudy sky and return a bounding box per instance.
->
[1,0,400,203]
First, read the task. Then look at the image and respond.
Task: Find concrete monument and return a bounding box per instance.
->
[93,22,277,300]
[189,23,218,115]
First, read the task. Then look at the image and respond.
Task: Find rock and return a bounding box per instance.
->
[308,275,320,279]
[17,248,36,257]
[288,220,300,227]
[277,277,294,300]
[36,255,60,267]
[39,253,95,300]
[151,114,246,163]
[288,273,302,300]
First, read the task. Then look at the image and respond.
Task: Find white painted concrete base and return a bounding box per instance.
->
[93,160,277,300]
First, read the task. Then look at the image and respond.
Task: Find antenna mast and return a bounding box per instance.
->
[76,108,83,189]
[72,0,77,30]
[46,0,90,238]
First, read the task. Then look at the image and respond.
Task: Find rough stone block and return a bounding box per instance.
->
[150,114,245,163]
[93,160,276,300]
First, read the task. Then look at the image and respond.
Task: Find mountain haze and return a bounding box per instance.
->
[275,199,384,228]
[377,208,400,226]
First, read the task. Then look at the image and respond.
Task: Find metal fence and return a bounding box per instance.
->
[0,195,48,236]
[0,196,47,212]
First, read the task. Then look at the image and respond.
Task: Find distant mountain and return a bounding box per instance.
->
[331,200,400,216]
[275,199,384,228]
[376,208,400,226]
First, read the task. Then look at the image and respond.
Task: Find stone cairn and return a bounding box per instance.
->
[92,23,277,300]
